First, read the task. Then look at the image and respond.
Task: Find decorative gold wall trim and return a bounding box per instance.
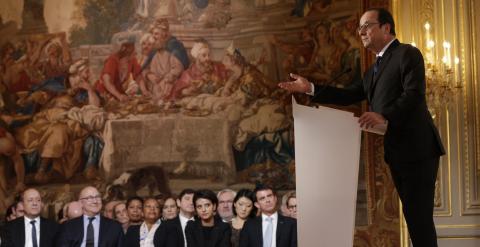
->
[438,236,480,239]
[436,224,480,228]
[462,0,480,215]
[435,109,453,217]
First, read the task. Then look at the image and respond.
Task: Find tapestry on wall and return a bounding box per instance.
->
[0,0,363,219]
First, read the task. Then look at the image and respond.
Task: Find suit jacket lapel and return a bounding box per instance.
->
[276,215,285,244]
[99,216,106,246]
[39,217,46,246]
[17,217,26,247]
[368,39,400,102]
[255,217,263,247]
[76,216,85,246]
[366,68,374,102]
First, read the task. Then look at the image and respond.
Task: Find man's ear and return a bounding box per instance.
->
[254,202,260,209]
[176,199,181,207]
[383,23,391,34]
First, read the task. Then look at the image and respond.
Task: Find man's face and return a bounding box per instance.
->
[358,10,386,52]
[23,189,43,218]
[152,28,169,47]
[15,202,24,218]
[254,189,277,215]
[217,191,234,220]
[197,47,211,64]
[177,193,195,215]
[125,45,135,58]
[104,201,120,219]
[141,39,154,55]
[79,187,103,217]
[287,197,297,219]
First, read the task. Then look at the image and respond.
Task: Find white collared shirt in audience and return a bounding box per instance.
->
[262,212,278,247]
[24,216,40,247]
[179,213,194,247]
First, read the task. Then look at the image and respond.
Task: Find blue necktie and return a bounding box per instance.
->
[30,220,38,247]
[86,217,95,247]
[263,217,273,247]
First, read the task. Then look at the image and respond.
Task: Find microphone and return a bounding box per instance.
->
[311,67,352,101]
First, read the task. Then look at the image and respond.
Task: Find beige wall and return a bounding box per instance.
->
[393,0,480,246]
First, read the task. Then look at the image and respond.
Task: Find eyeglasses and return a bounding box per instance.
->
[80,195,102,202]
[357,22,381,33]
[287,205,297,209]
[219,200,233,205]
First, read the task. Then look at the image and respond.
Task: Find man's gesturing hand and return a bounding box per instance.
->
[278,73,312,94]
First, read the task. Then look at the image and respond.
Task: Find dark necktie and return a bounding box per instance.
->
[373,56,383,76]
[30,220,38,247]
[86,217,95,247]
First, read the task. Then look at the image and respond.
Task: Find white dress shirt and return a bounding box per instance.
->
[24,216,40,247]
[179,213,194,247]
[377,38,397,57]
[82,214,100,247]
[140,220,161,247]
[262,212,278,247]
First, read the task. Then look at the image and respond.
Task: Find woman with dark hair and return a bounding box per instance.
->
[230,189,256,247]
[125,197,162,247]
[185,189,231,247]
[127,196,144,226]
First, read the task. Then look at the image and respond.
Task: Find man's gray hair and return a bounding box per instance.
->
[217,188,237,198]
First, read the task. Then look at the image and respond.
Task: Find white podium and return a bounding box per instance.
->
[293,99,361,247]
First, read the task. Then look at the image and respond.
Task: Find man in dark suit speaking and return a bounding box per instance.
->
[278,8,444,247]
[5,188,59,247]
[57,186,124,247]
[239,185,297,247]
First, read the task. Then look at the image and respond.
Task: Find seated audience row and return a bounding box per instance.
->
[0,185,297,247]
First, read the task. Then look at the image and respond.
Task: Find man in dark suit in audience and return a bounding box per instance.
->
[5,188,59,247]
[57,186,124,247]
[154,188,195,247]
[239,185,297,247]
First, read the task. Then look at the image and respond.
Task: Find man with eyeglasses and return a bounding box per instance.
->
[5,188,59,247]
[57,186,124,247]
[216,189,236,222]
[279,7,444,247]
[286,192,297,219]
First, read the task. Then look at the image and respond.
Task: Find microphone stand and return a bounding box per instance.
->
[310,68,352,101]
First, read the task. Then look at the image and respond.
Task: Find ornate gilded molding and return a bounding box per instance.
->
[461,0,480,215]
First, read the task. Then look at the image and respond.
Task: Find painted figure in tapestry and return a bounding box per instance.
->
[95,41,150,101]
[168,40,228,101]
[142,18,189,104]
[0,0,362,214]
